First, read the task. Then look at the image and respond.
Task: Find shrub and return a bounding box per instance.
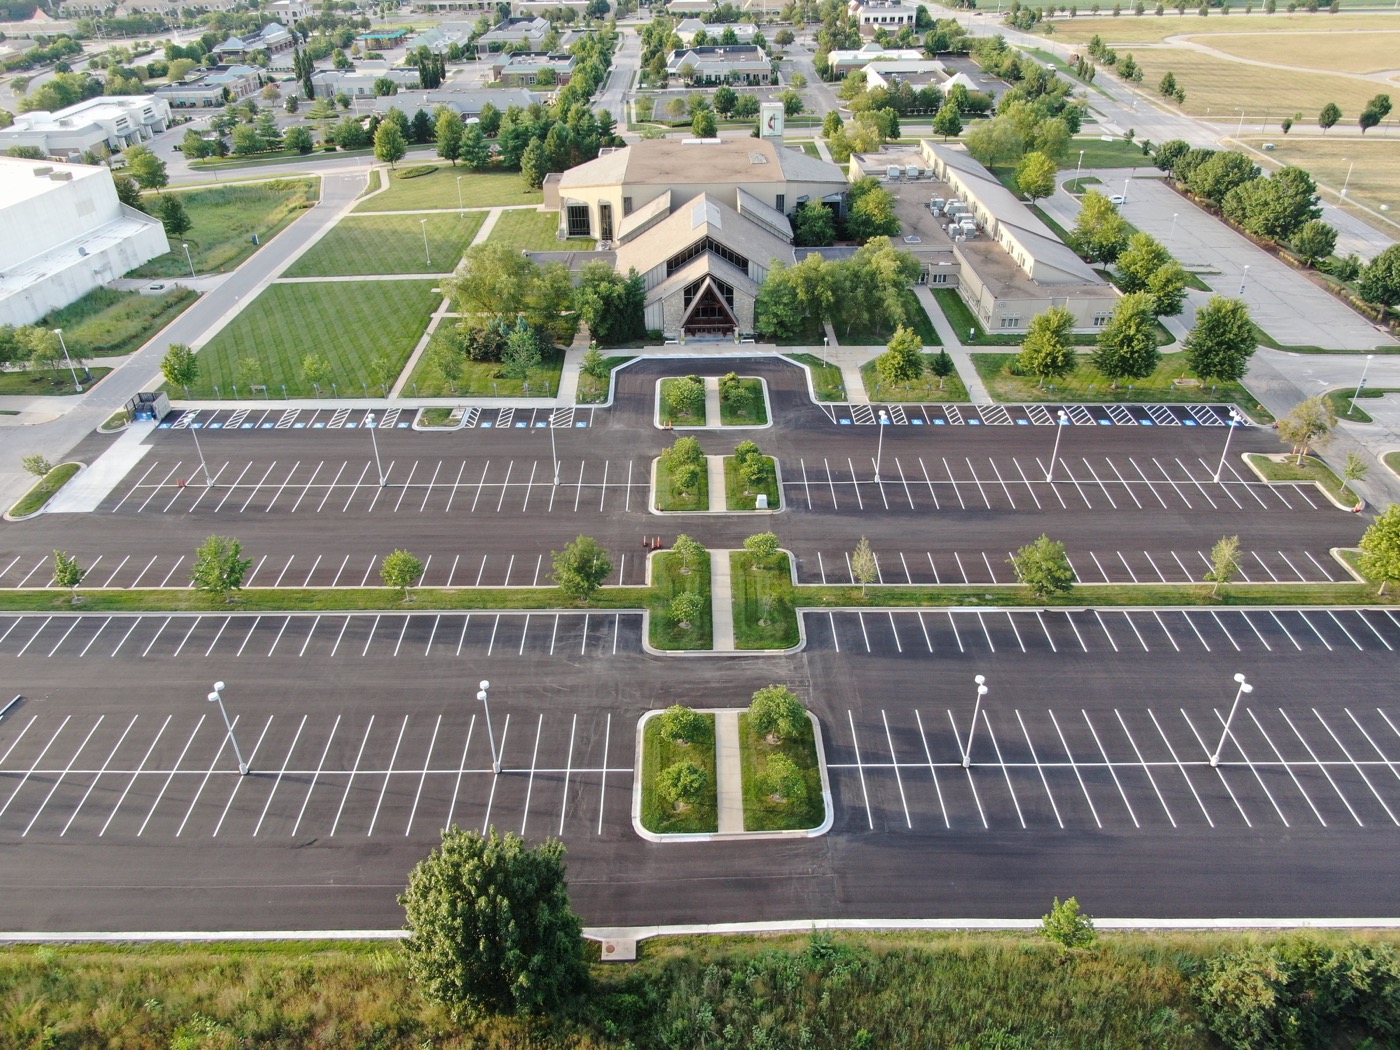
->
[394,164,438,179]
[756,753,806,802]
[658,760,709,807]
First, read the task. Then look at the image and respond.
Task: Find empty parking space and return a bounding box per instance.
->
[818,402,1237,428]
[161,406,595,433]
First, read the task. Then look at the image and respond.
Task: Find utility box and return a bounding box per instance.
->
[756,494,769,509]
[125,390,170,422]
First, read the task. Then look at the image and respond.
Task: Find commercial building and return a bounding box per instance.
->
[311,66,421,98]
[212,22,294,61]
[0,95,171,160]
[0,157,169,327]
[478,15,551,49]
[860,59,946,91]
[493,51,575,87]
[666,44,770,84]
[674,18,760,44]
[369,87,539,118]
[849,0,916,30]
[155,65,261,107]
[825,42,924,77]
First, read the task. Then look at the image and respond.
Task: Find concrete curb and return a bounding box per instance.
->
[3,462,86,523]
[648,455,786,515]
[410,406,470,431]
[1243,452,1364,511]
[652,374,775,431]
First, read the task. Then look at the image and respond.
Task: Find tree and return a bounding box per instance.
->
[932,102,963,140]
[551,535,611,602]
[501,319,542,380]
[666,375,706,418]
[190,535,252,603]
[1291,220,1337,266]
[302,353,332,393]
[657,704,707,745]
[1184,296,1257,383]
[158,193,192,238]
[373,120,407,167]
[22,454,52,477]
[1204,534,1240,594]
[845,179,900,242]
[231,124,263,156]
[380,548,424,600]
[793,201,835,246]
[877,325,924,386]
[1318,101,1341,133]
[743,531,780,568]
[756,753,806,802]
[1358,93,1390,133]
[1092,291,1160,387]
[51,549,86,604]
[113,174,145,213]
[1186,150,1259,205]
[1041,896,1097,951]
[1010,534,1075,599]
[672,533,706,575]
[713,84,737,116]
[929,350,955,390]
[460,122,490,171]
[669,590,705,630]
[658,760,708,807]
[399,827,586,1021]
[125,145,167,191]
[1358,244,1400,307]
[160,343,198,391]
[519,138,548,189]
[1276,395,1336,463]
[1015,150,1056,203]
[181,128,210,159]
[1017,306,1076,387]
[852,536,878,595]
[334,116,369,151]
[749,684,806,743]
[1115,232,1171,294]
[284,126,314,154]
[1358,504,1400,595]
[1070,190,1130,263]
[434,109,463,165]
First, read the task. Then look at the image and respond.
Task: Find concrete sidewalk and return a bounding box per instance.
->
[705,455,728,512]
[714,710,744,834]
[709,549,735,652]
[44,421,157,513]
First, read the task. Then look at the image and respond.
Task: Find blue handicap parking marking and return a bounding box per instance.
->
[397,422,411,428]
[933,418,945,425]
[346,422,358,428]
[1099,419,1112,425]
[293,422,306,428]
[241,423,255,429]
[968,418,981,425]
[209,422,223,429]
[1184,419,1197,426]
[515,421,527,428]
[1141,420,1153,425]
[260,423,274,429]
[911,418,923,425]
[312,422,325,428]
[157,422,172,428]
[1016,419,1028,425]
[839,418,852,425]
[481,422,492,428]
[534,421,547,428]
[575,420,588,428]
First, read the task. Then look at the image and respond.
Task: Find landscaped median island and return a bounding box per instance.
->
[717,373,768,426]
[647,542,712,651]
[782,352,846,401]
[653,436,709,512]
[740,686,825,833]
[639,705,718,835]
[656,374,772,428]
[731,536,800,651]
[658,375,707,427]
[724,441,780,511]
[1244,453,1361,510]
[6,461,80,519]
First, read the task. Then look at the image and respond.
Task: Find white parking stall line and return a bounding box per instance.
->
[263,462,302,514]
[979,714,1025,829]
[139,616,172,658]
[1346,709,1400,789]
[202,616,231,657]
[78,617,112,658]
[1170,457,1218,509]
[1015,710,1062,829]
[1055,461,1095,509]
[1250,551,1281,583]
[946,710,988,828]
[1081,712,1139,827]
[1029,611,1057,652]
[358,557,376,587]
[479,715,511,833]
[442,460,467,516]
[301,555,322,588]
[209,715,274,837]
[1275,550,1309,582]
[532,554,543,588]
[0,714,37,770]
[503,554,516,587]
[1089,610,1119,652]
[1089,551,1112,583]
[1146,709,1213,826]
[1150,611,1181,652]
[798,460,813,510]
[954,552,970,585]
[245,554,269,587]
[625,460,634,513]
[898,552,912,585]
[1057,611,1087,652]
[23,715,103,836]
[1009,457,1043,509]
[557,713,577,837]
[1103,458,1146,509]
[315,462,349,514]
[0,555,20,581]
[893,459,916,509]
[1293,611,1332,650]
[100,714,172,836]
[272,556,296,589]
[1114,710,1176,826]
[598,460,610,514]
[913,709,950,828]
[986,458,1017,508]
[963,457,993,509]
[209,463,251,513]
[128,555,159,588]
[1213,709,1292,826]
[925,552,940,585]
[945,611,963,653]
[1323,611,1364,651]
[1355,612,1394,651]
[1134,457,1190,509]
[393,615,412,657]
[1143,552,1169,584]
[288,461,325,514]
[1179,611,1212,652]
[1236,612,1273,651]
[1080,458,1117,509]
[571,461,585,513]
[472,461,496,515]
[1207,611,1243,652]
[364,461,396,514]
[518,460,537,514]
[234,615,262,658]
[16,557,49,589]
[886,612,901,653]
[267,615,294,657]
[330,717,376,837]
[253,714,308,836]
[137,715,206,836]
[291,714,341,837]
[846,711,874,829]
[366,715,410,838]
[1171,551,1195,583]
[972,612,995,652]
[1047,709,1101,828]
[518,614,532,655]
[109,617,142,657]
[1003,611,1026,653]
[62,715,139,836]
[110,461,160,513]
[596,712,611,836]
[1305,551,1337,581]
[14,616,52,657]
[417,460,442,515]
[1313,710,1398,825]
[237,462,278,513]
[100,554,131,589]
[135,463,183,514]
[1116,552,1140,584]
[880,710,912,828]
[1119,612,1150,652]
[846,458,865,510]
[424,615,441,657]
[486,616,501,656]
[981,552,998,584]
[856,612,871,652]
[1178,709,1252,826]
[170,616,202,658]
[1276,708,1363,826]
[1267,611,1303,651]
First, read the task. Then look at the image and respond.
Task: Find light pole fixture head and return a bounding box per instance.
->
[479,680,489,691]
[1240,683,1254,694]
[1057,410,1067,422]
[214,681,225,692]
[1233,672,1246,683]
[977,685,988,697]
[207,692,220,702]
[476,690,487,702]
[974,674,986,684]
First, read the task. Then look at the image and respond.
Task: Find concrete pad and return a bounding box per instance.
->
[45,422,156,513]
[714,709,744,835]
[705,454,727,511]
[709,549,735,652]
[704,376,721,424]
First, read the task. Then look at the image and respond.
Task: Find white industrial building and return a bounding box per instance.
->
[0,95,172,160]
[0,158,169,327]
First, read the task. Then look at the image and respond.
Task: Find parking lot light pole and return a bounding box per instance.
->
[962,674,988,768]
[420,218,431,268]
[1352,353,1374,413]
[1238,264,1250,297]
[873,409,888,483]
[549,416,560,486]
[1341,158,1354,198]
[1167,212,1179,254]
[51,328,82,392]
[363,412,386,487]
[189,419,214,486]
[1045,409,1069,482]
[1075,149,1084,184]
[478,679,500,774]
[182,242,196,278]
[1213,407,1244,483]
[1209,673,1253,768]
[208,681,249,775]
[456,175,464,217]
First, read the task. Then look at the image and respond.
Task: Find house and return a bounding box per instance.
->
[0,157,169,327]
[674,18,759,45]
[849,0,916,29]
[212,21,294,61]
[825,42,922,77]
[861,59,945,92]
[370,87,538,118]
[478,15,550,50]
[311,66,421,98]
[155,65,261,107]
[493,51,574,87]
[666,44,770,85]
[0,95,171,159]
[539,138,849,339]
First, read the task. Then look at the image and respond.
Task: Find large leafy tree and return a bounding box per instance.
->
[1291,220,1337,266]
[380,548,424,600]
[1010,535,1075,599]
[1015,150,1056,203]
[793,201,835,246]
[754,261,804,341]
[876,325,924,385]
[1358,244,1400,307]
[125,145,168,191]
[1091,291,1159,387]
[451,242,536,316]
[1276,395,1336,463]
[373,120,407,167]
[932,102,963,140]
[399,827,587,1021]
[551,535,612,602]
[1184,296,1257,383]
[1358,93,1391,134]
[435,108,463,165]
[1359,504,1400,595]
[749,684,806,742]
[1070,190,1130,263]
[1115,232,1171,293]
[1318,102,1341,133]
[1223,165,1320,241]
[844,177,900,242]
[1186,151,1259,205]
[1017,305,1076,388]
[574,262,646,345]
[190,535,252,603]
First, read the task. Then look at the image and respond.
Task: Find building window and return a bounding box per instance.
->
[622,196,632,216]
[599,202,613,241]
[930,273,949,285]
[1092,312,1112,327]
[999,316,1020,329]
[666,236,750,277]
[775,194,785,213]
[566,204,590,238]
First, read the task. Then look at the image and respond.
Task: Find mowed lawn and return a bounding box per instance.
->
[285,212,485,276]
[1045,11,1400,45]
[1238,136,1400,218]
[487,209,594,250]
[1198,28,1400,74]
[131,179,319,278]
[188,280,438,398]
[353,167,542,212]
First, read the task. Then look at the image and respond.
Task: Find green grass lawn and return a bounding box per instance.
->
[972,350,1272,420]
[731,550,800,650]
[861,355,970,402]
[724,454,780,511]
[0,366,111,395]
[739,711,824,833]
[835,289,939,346]
[801,142,820,157]
[1246,453,1359,507]
[783,352,847,401]
[405,346,564,398]
[1063,176,1104,194]
[660,377,707,426]
[185,280,438,398]
[576,355,634,404]
[131,179,319,277]
[42,287,197,358]
[1385,451,1400,477]
[354,166,543,212]
[8,462,80,517]
[719,377,768,425]
[1325,385,1394,424]
[416,407,460,427]
[486,209,594,251]
[655,452,709,512]
[648,550,713,651]
[641,711,718,834]
[284,212,485,276]
[1064,137,1155,169]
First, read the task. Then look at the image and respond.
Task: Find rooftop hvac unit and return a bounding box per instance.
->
[49,170,73,182]
[32,166,53,177]
[905,164,921,179]
[930,197,945,211]
[886,164,901,179]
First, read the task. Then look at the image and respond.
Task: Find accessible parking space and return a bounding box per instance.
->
[818,402,1237,428]
[161,406,596,433]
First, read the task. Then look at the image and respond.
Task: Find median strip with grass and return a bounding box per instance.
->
[719,376,769,426]
[640,711,718,835]
[730,551,800,650]
[576,355,634,405]
[861,355,969,403]
[659,377,707,427]
[7,462,80,518]
[1325,386,1396,425]
[739,712,824,833]
[647,551,712,651]
[724,454,779,511]
[1244,453,1359,508]
[654,452,709,512]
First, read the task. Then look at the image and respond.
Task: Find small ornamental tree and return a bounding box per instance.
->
[51,549,86,604]
[373,119,408,167]
[1010,534,1076,599]
[667,375,706,418]
[670,590,705,629]
[1204,534,1240,595]
[551,535,612,603]
[1359,504,1400,595]
[656,704,707,746]
[757,753,806,803]
[658,760,708,808]
[161,343,198,392]
[743,531,780,568]
[929,350,955,389]
[302,352,332,393]
[22,454,52,477]
[877,325,924,386]
[380,548,424,600]
[158,194,192,237]
[1276,395,1336,463]
[750,684,806,743]
[1291,220,1337,267]
[852,536,878,595]
[399,827,587,1021]
[671,533,706,575]
[1041,896,1097,951]
[581,343,607,380]
[191,535,252,603]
